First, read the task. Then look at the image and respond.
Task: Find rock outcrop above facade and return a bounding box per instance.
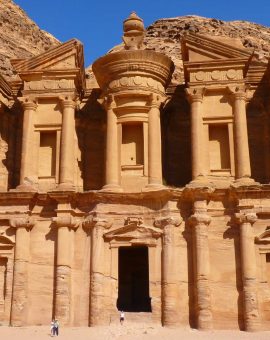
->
[89,15,270,84]
[0,0,59,78]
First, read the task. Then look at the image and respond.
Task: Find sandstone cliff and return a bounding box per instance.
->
[87,15,270,85]
[0,0,59,78]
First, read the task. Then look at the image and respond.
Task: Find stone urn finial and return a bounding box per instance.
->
[122,12,145,50]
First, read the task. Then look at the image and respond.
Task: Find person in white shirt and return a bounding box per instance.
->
[120,311,125,325]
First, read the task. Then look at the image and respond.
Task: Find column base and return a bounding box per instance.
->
[233,177,259,187]
[13,183,37,192]
[54,183,76,192]
[101,184,123,192]
[187,176,214,188]
[143,183,165,192]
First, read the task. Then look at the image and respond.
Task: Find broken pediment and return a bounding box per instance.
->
[10,39,84,75]
[255,228,270,244]
[182,32,252,62]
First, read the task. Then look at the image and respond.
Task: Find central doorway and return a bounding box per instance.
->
[117,246,151,312]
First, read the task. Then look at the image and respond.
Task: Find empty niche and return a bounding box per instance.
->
[209,125,230,172]
[38,132,57,178]
[121,124,144,167]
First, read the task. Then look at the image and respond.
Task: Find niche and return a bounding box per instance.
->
[121,124,144,168]
[209,125,230,173]
[38,132,57,178]
[266,253,270,284]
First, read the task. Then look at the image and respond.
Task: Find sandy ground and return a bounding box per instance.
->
[1,325,270,340]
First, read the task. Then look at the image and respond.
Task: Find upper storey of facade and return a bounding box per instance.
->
[0,12,269,193]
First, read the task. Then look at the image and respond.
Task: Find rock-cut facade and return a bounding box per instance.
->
[0,12,270,331]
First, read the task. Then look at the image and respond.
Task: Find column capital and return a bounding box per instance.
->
[98,94,116,110]
[186,87,205,103]
[52,215,80,229]
[148,93,165,108]
[83,215,112,230]
[18,97,38,111]
[235,212,257,225]
[9,216,35,230]
[59,96,76,110]
[189,213,211,227]
[227,85,247,101]
[154,216,182,228]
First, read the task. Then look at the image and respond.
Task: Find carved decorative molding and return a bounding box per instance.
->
[190,69,243,83]
[24,79,74,91]
[255,228,270,243]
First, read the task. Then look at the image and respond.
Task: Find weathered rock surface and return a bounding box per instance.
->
[88,15,270,84]
[0,0,59,79]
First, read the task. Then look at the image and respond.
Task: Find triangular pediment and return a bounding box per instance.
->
[11,39,84,73]
[182,32,252,62]
[104,223,162,241]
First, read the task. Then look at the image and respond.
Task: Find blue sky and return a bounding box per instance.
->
[15,0,270,67]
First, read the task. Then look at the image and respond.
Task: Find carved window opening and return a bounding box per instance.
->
[121,124,144,171]
[209,124,230,173]
[117,246,151,312]
[38,131,57,178]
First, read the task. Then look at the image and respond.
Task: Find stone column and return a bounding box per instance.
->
[189,201,212,330]
[186,88,206,181]
[155,216,182,327]
[230,87,252,181]
[9,216,35,326]
[52,215,77,325]
[235,212,260,331]
[146,93,163,189]
[85,216,111,326]
[58,96,76,190]
[102,95,122,191]
[19,98,37,188]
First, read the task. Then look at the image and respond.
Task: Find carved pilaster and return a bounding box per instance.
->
[17,97,38,190]
[155,216,182,327]
[100,95,122,192]
[84,216,112,326]
[186,87,207,180]
[145,93,165,190]
[57,96,76,190]
[189,211,213,330]
[52,215,79,325]
[235,212,261,331]
[9,216,35,326]
[228,86,252,182]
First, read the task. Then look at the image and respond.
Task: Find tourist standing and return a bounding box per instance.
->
[120,311,125,325]
[53,319,59,336]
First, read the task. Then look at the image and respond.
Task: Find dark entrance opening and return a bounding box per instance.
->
[117,246,151,312]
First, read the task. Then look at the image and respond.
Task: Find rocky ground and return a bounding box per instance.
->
[1,325,270,340]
